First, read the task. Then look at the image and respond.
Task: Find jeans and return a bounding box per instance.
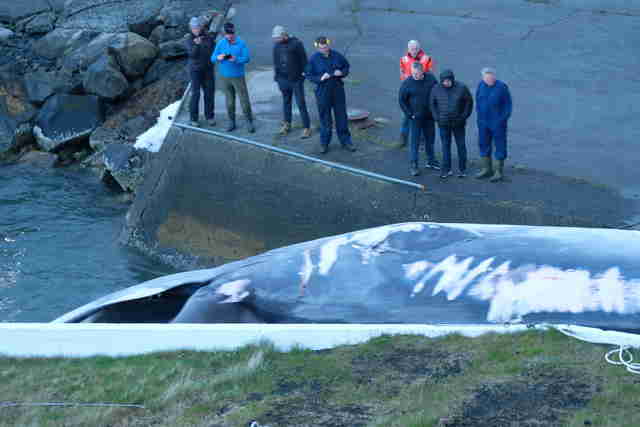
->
[401,114,410,136]
[277,78,310,129]
[189,68,215,121]
[220,75,253,121]
[409,117,435,165]
[478,124,508,160]
[316,84,352,147]
[439,125,467,173]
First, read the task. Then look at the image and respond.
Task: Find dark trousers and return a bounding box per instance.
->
[401,114,410,136]
[189,68,215,121]
[316,85,352,147]
[478,124,508,160]
[409,117,436,165]
[439,125,467,173]
[220,75,253,122]
[277,78,310,129]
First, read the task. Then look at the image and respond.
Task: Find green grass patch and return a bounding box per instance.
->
[1,330,640,426]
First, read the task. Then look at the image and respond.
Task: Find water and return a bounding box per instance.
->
[0,162,179,322]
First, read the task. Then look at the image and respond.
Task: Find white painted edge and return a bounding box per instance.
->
[0,323,543,358]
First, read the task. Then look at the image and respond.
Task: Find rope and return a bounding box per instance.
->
[605,345,640,375]
[0,402,145,409]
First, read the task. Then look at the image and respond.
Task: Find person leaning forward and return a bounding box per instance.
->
[272,25,312,139]
[185,16,217,127]
[304,36,355,154]
[212,22,255,133]
[475,67,512,182]
[430,69,473,179]
[398,61,438,177]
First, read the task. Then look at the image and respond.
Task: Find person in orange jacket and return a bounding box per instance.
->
[399,40,435,151]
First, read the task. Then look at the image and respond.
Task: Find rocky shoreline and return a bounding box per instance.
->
[0,0,227,192]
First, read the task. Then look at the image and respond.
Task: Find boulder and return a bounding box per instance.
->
[34,94,103,152]
[22,12,56,35]
[102,143,146,192]
[148,25,165,46]
[149,25,186,46]
[82,54,129,100]
[0,72,38,143]
[0,1,51,24]
[0,27,14,42]
[18,150,57,167]
[33,28,97,60]
[89,125,119,152]
[159,40,186,59]
[142,57,170,86]
[24,70,82,104]
[59,32,123,73]
[61,0,163,37]
[156,4,186,29]
[109,32,158,79]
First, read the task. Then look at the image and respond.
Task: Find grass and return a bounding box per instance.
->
[1,330,639,426]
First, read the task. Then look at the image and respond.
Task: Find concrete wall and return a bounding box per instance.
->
[124,124,598,266]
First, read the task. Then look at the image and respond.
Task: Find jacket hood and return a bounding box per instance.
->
[406,48,425,59]
[440,69,455,84]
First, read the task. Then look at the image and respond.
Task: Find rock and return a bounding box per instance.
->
[82,54,129,100]
[33,28,98,60]
[156,5,186,29]
[24,70,80,104]
[0,62,28,100]
[61,0,163,37]
[18,150,57,167]
[122,115,147,139]
[0,80,38,143]
[148,25,165,46]
[159,40,186,59]
[142,57,170,86]
[149,25,187,45]
[0,27,14,42]
[82,150,106,168]
[102,143,146,192]
[0,1,51,24]
[110,32,158,79]
[89,125,119,152]
[59,32,123,73]
[22,12,56,35]
[12,122,36,151]
[34,94,103,152]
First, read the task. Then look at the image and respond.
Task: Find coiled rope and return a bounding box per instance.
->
[605,345,640,375]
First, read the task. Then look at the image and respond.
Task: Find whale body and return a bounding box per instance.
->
[53,223,640,331]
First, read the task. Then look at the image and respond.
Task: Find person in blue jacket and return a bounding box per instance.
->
[475,67,512,182]
[304,36,356,154]
[212,22,254,133]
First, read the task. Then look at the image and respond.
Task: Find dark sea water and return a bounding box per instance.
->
[0,162,178,322]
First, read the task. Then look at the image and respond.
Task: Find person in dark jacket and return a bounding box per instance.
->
[185,16,217,127]
[398,62,438,176]
[304,36,355,154]
[430,69,474,178]
[475,67,512,182]
[272,25,311,138]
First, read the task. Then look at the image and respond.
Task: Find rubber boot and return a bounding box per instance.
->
[489,159,504,182]
[226,119,236,132]
[279,121,291,136]
[247,120,255,133]
[475,156,493,179]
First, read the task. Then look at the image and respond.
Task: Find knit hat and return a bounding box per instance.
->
[440,69,455,84]
[189,16,202,29]
[223,22,235,34]
[272,25,287,38]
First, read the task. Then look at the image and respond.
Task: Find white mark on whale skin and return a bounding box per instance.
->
[318,223,425,275]
[428,256,495,300]
[217,279,251,303]
[298,250,314,296]
[404,261,431,280]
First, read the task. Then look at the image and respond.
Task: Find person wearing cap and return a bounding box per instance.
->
[398,61,438,176]
[304,36,355,154]
[430,69,473,179]
[212,22,254,133]
[475,67,512,182]
[272,25,311,139]
[399,40,435,149]
[185,16,217,127]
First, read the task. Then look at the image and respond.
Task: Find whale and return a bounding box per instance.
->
[53,222,640,331]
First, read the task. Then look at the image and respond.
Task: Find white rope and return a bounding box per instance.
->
[605,345,640,375]
[0,402,145,409]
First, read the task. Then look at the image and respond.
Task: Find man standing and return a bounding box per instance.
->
[399,40,435,150]
[185,16,217,127]
[272,25,311,139]
[398,62,438,176]
[212,22,254,133]
[475,67,512,182]
[304,36,356,154]
[430,69,474,179]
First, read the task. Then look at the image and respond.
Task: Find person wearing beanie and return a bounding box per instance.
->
[398,61,438,176]
[212,22,255,133]
[304,36,356,154]
[272,25,311,138]
[430,69,474,178]
[185,15,218,127]
[475,67,512,182]
[399,40,435,149]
